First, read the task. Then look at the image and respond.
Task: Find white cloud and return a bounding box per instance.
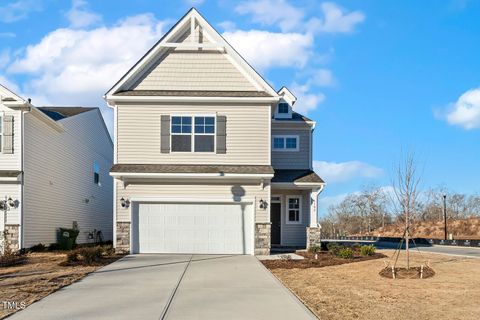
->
[308,68,335,87]
[217,20,236,31]
[222,30,313,71]
[443,88,480,130]
[308,2,365,34]
[235,0,304,32]
[0,0,42,23]
[0,32,16,38]
[318,192,352,211]
[0,75,21,94]
[6,13,168,134]
[290,82,325,114]
[235,0,364,34]
[65,0,102,29]
[314,160,384,183]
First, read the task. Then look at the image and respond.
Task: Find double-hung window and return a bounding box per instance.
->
[171,116,215,152]
[286,196,302,224]
[272,135,298,151]
[93,161,101,186]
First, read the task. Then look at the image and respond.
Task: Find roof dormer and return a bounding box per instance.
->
[274,87,297,119]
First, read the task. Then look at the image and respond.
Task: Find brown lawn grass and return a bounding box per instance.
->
[0,252,122,319]
[269,250,480,320]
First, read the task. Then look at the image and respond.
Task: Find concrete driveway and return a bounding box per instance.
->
[10,254,316,320]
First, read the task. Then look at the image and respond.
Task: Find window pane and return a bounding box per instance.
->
[195,117,204,125]
[286,137,297,149]
[204,125,215,134]
[278,103,289,114]
[172,135,191,152]
[172,125,182,133]
[289,198,300,209]
[183,117,192,125]
[289,210,299,222]
[273,137,284,149]
[194,135,214,152]
[172,117,181,125]
[195,125,204,133]
[182,124,191,133]
[205,117,215,125]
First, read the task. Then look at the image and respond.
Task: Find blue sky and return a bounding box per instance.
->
[1,0,479,216]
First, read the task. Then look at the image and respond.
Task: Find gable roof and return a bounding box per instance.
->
[0,84,25,104]
[38,107,96,121]
[105,8,279,103]
[272,169,325,184]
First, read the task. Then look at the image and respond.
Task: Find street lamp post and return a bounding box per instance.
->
[443,194,447,241]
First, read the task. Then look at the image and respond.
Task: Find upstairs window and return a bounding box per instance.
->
[93,161,100,186]
[278,103,289,114]
[171,116,215,153]
[272,135,299,151]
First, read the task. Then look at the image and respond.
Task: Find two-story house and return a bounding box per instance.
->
[106,8,324,255]
[0,84,113,251]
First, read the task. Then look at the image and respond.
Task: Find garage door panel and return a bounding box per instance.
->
[133,203,253,254]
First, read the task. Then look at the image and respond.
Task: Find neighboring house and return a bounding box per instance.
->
[106,8,325,255]
[0,85,113,251]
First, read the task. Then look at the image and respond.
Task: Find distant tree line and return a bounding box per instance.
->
[320,186,480,238]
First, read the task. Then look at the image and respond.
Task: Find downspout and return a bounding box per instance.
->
[20,107,25,249]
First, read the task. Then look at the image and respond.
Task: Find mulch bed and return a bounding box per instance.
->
[262,251,386,269]
[379,266,435,279]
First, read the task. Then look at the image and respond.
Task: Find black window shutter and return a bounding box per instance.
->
[216,115,226,154]
[160,115,170,153]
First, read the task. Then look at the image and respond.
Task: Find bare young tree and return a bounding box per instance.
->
[391,150,422,270]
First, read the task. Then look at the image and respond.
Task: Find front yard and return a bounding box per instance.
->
[0,249,123,319]
[267,249,480,320]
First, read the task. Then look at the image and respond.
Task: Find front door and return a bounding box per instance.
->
[271,203,281,245]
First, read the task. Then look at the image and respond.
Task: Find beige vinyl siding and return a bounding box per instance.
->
[132,51,256,91]
[22,110,113,248]
[116,181,270,223]
[0,183,21,226]
[0,104,21,171]
[272,189,310,247]
[116,103,270,165]
[271,127,311,169]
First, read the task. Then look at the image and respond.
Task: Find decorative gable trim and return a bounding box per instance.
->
[105,8,279,104]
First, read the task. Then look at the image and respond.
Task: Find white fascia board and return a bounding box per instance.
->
[110,172,274,179]
[271,182,325,189]
[106,95,279,105]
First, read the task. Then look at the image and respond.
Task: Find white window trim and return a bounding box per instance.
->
[170,114,217,153]
[286,195,302,225]
[274,100,292,119]
[272,135,299,152]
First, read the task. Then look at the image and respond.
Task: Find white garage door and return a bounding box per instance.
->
[131,202,253,254]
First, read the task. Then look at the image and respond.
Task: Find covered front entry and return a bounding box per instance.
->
[131,202,254,255]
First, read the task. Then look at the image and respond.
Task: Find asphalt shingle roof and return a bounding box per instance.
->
[272,169,324,184]
[38,107,96,121]
[110,164,275,175]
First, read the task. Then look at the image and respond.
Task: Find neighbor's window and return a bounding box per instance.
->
[272,135,298,151]
[93,161,100,186]
[171,116,215,152]
[287,197,301,224]
[278,103,289,114]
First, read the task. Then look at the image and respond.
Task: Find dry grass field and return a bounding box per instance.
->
[270,250,480,320]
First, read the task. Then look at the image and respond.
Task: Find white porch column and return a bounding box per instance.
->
[310,188,320,227]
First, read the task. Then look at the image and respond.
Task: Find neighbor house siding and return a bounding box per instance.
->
[0,103,22,171]
[22,110,113,247]
[271,126,311,169]
[116,103,271,165]
[116,181,270,223]
[272,189,311,246]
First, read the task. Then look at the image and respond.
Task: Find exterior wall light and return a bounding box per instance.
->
[259,199,268,210]
[120,197,130,209]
